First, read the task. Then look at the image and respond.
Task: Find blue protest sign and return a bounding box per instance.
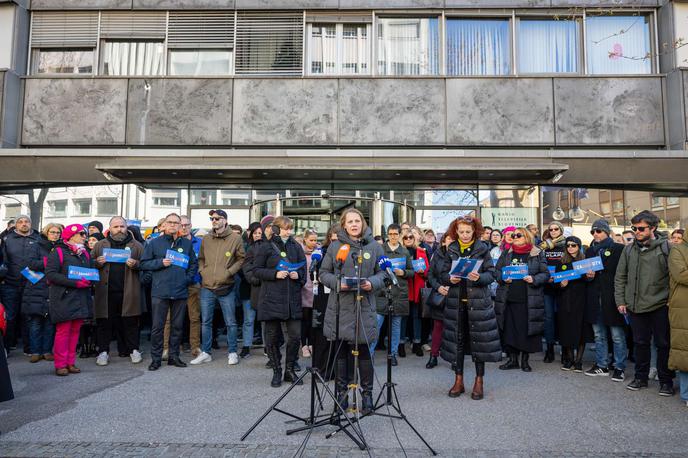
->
[389,257,406,270]
[68,266,100,281]
[148,232,162,240]
[21,267,45,284]
[277,260,305,272]
[127,219,142,227]
[551,269,582,283]
[573,256,604,273]
[412,258,427,273]
[103,248,129,264]
[341,277,367,290]
[502,265,528,281]
[547,266,556,274]
[450,258,483,278]
[165,249,189,269]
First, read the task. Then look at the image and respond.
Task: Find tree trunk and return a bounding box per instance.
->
[28,189,48,229]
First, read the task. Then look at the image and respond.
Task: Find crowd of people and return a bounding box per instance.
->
[0,208,687,412]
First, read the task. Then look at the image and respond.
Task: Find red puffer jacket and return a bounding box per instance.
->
[0,303,6,336]
[407,247,429,303]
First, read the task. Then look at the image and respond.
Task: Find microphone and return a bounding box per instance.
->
[309,248,322,275]
[378,256,398,286]
[335,244,350,265]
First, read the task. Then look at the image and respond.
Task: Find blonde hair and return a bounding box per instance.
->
[402,228,417,247]
[42,223,62,238]
[515,227,534,246]
[303,228,318,240]
[339,209,368,234]
[273,215,294,230]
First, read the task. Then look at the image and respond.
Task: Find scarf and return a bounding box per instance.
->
[512,243,533,255]
[65,241,87,257]
[458,239,474,255]
[539,234,565,250]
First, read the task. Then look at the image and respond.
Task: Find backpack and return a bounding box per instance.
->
[622,239,670,264]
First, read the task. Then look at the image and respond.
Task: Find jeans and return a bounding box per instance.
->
[629,306,673,385]
[241,299,255,348]
[370,314,401,356]
[200,287,238,354]
[0,285,21,347]
[543,293,557,345]
[27,314,54,355]
[679,371,688,401]
[591,319,627,370]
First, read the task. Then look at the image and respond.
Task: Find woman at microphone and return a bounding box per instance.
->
[320,209,386,415]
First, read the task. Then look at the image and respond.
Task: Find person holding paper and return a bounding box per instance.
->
[555,236,593,372]
[583,219,627,381]
[495,227,550,373]
[21,223,61,363]
[140,213,198,371]
[402,228,430,357]
[370,224,413,365]
[439,216,500,401]
[425,232,454,369]
[539,222,567,364]
[320,209,386,414]
[45,224,94,376]
[92,217,144,366]
[252,216,306,388]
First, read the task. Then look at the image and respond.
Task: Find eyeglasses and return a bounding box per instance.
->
[590,229,604,235]
[48,230,61,235]
[566,243,578,248]
[513,233,525,239]
[548,227,561,232]
[210,217,224,222]
[166,221,181,226]
[631,225,650,232]
[403,236,414,240]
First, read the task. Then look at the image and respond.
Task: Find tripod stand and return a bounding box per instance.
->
[328,280,438,456]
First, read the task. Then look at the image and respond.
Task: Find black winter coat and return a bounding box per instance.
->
[494,247,550,337]
[139,234,199,300]
[426,245,449,321]
[312,245,330,329]
[439,240,502,364]
[20,235,57,317]
[253,236,307,321]
[2,230,41,287]
[375,243,413,316]
[242,239,264,310]
[584,240,626,327]
[45,242,94,324]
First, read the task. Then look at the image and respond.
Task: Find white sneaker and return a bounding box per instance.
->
[96,352,109,366]
[130,349,142,364]
[190,352,212,365]
[301,345,311,358]
[162,350,168,361]
[228,352,239,365]
[649,367,658,381]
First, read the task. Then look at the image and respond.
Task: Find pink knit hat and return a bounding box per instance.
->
[62,223,86,242]
[502,225,517,234]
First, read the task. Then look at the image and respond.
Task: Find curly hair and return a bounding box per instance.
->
[446,216,484,243]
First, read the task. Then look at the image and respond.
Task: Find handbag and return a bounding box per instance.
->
[420,287,446,318]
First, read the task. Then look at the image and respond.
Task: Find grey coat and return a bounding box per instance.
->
[320,228,387,344]
[375,243,413,316]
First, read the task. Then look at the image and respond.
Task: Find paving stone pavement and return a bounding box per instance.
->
[0,340,686,457]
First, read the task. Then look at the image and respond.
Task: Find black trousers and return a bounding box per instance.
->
[151,298,186,362]
[454,302,485,377]
[630,306,674,385]
[335,340,373,392]
[311,326,336,378]
[264,319,300,366]
[301,308,312,346]
[96,290,140,355]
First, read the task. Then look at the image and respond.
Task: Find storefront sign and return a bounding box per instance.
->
[480,208,538,229]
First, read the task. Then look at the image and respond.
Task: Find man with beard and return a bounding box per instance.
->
[93,216,144,365]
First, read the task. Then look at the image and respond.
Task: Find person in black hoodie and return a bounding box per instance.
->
[21,223,61,363]
[252,216,307,388]
[539,221,566,363]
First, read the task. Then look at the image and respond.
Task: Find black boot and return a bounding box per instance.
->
[267,346,282,388]
[521,353,532,372]
[359,359,375,415]
[334,358,349,412]
[284,338,301,384]
[412,343,424,357]
[499,352,520,370]
[543,344,555,363]
[426,355,438,369]
[398,344,406,358]
[284,364,303,385]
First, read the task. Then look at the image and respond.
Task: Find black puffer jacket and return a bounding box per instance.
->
[2,230,41,287]
[45,242,94,324]
[253,236,307,321]
[20,235,57,317]
[426,245,449,322]
[439,240,501,364]
[494,247,550,337]
[375,243,413,316]
[584,240,626,327]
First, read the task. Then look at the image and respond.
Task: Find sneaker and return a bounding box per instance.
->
[648,367,658,381]
[96,352,109,366]
[162,350,169,361]
[239,347,251,359]
[584,365,609,377]
[659,383,674,397]
[561,361,574,371]
[611,369,625,382]
[29,354,42,363]
[301,345,311,358]
[626,379,648,391]
[130,349,143,364]
[573,362,583,373]
[190,352,212,365]
[227,352,239,365]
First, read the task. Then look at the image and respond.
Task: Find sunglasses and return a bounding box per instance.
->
[513,233,525,239]
[631,225,650,232]
[78,231,87,236]
[590,229,605,235]
[548,227,561,232]
[403,236,414,240]
[566,243,579,248]
[210,217,224,222]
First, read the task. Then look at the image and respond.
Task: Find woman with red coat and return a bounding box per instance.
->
[402,228,430,357]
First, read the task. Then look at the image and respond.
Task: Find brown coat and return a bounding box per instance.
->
[668,239,688,372]
[198,227,245,292]
[92,235,144,319]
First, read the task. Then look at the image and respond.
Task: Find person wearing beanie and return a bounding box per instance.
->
[88,221,104,236]
[45,224,94,376]
[556,236,593,372]
[539,221,567,363]
[584,219,627,380]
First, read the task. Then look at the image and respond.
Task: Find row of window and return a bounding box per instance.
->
[3,198,119,219]
[30,11,656,77]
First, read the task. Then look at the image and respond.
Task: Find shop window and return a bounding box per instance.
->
[446,18,511,76]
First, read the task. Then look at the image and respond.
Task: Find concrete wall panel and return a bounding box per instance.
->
[133,0,235,8]
[447,78,554,145]
[339,0,443,8]
[236,0,336,8]
[550,0,659,6]
[126,79,232,146]
[22,79,127,145]
[554,77,664,145]
[666,70,685,150]
[30,0,132,9]
[339,78,445,145]
[233,79,338,146]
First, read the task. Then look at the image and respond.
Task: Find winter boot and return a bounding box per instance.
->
[521,352,532,372]
[359,358,375,415]
[543,344,555,363]
[470,376,484,400]
[499,353,520,370]
[448,374,465,397]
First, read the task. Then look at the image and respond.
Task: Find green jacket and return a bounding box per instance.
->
[668,240,688,372]
[614,235,670,314]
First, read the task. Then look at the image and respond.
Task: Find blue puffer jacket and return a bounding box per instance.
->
[139,234,199,300]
